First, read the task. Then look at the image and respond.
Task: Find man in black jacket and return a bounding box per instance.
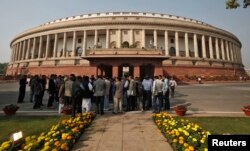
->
[17,75,27,103]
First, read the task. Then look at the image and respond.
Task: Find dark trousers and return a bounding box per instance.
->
[152,92,163,113]
[95,96,104,114]
[47,93,55,107]
[72,95,82,117]
[33,94,41,109]
[164,89,170,110]
[18,87,26,103]
[127,96,136,111]
[170,86,175,98]
[142,90,152,110]
[39,90,45,105]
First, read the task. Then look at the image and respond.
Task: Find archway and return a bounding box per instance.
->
[122,41,129,48]
[140,64,155,80]
[110,41,117,48]
[97,64,113,78]
[135,41,141,48]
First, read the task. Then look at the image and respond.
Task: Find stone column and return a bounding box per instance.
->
[106,29,109,49]
[18,42,22,61]
[12,44,16,62]
[153,30,157,48]
[62,32,67,57]
[141,29,145,48]
[193,34,198,58]
[94,30,98,48]
[15,44,18,61]
[202,35,206,58]
[175,31,179,57]
[230,42,234,62]
[16,43,20,61]
[130,29,133,46]
[72,31,76,57]
[82,30,87,57]
[184,32,189,57]
[117,29,121,48]
[209,36,214,59]
[32,37,36,59]
[45,35,50,59]
[22,40,26,60]
[221,39,225,60]
[215,37,220,60]
[53,33,58,58]
[165,30,169,56]
[26,39,31,59]
[38,36,43,59]
[226,41,230,61]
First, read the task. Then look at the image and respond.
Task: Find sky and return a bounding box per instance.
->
[0,0,249,68]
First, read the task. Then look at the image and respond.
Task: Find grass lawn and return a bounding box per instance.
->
[183,117,250,134]
[0,116,67,143]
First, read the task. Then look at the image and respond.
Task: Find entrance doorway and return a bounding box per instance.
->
[118,63,134,77]
[97,64,112,78]
[140,64,155,80]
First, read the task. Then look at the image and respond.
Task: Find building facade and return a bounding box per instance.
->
[7,12,244,79]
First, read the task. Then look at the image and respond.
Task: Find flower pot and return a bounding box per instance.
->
[174,109,186,116]
[242,109,250,116]
[3,109,18,115]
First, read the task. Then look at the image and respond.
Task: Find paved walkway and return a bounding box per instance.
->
[73,112,173,151]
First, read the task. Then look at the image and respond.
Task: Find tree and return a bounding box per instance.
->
[0,63,8,75]
[226,0,250,9]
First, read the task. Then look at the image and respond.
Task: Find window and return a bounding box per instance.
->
[135,31,140,35]
[111,30,116,35]
[170,39,174,43]
[124,31,128,35]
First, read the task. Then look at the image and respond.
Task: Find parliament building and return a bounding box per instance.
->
[7,12,245,79]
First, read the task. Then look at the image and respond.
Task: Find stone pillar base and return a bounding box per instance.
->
[176,60,193,66]
[211,62,223,67]
[195,61,210,66]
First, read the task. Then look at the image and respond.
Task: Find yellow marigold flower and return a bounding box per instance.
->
[179,136,184,140]
[175,131,180,136]
[173,139,178,143]
[200,139,205,144]
[192,138,197,142]
[189,146,194,151]
[204,148,208,151]
[179,140,184,144]
[184,143,189,147]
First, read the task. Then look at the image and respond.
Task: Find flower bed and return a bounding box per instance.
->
[153,112,210,151]
[0,112,95,151]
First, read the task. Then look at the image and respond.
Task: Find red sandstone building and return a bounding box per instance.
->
[7,12,244,79]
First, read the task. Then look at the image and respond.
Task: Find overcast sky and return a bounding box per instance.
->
[0,0,249,68]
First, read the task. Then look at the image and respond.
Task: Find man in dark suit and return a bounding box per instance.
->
[17,75,27,103]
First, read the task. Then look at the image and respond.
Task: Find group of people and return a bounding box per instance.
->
[17,74,178,117]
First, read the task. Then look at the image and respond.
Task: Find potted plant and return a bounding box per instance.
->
[2,104,19,115]
[242,105,250,116]
[173,105,187,116]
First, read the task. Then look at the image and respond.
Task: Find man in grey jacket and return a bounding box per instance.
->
[93,75,106,115]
